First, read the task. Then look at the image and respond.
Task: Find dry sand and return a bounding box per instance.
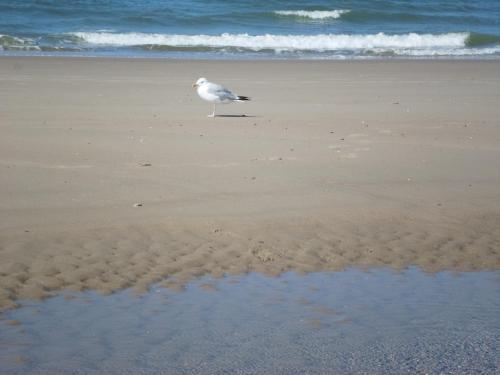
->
[0,57,499,310]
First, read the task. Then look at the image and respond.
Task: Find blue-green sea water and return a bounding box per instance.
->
[1,1,500,58]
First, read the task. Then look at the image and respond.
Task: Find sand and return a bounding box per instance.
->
[0,57,499,310]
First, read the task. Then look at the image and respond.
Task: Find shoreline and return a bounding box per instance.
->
[1,57,499,310]
[2,53,500,61]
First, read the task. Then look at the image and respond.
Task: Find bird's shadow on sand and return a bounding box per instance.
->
[214,114,258,118]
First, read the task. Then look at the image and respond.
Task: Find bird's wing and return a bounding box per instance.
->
[206,82,238,101]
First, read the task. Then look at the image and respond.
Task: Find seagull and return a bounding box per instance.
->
[192,77,250,117]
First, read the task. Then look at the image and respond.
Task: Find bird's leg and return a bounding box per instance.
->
[208,104,216,118]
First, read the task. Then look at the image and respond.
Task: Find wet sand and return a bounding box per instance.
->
[1,57,499,310]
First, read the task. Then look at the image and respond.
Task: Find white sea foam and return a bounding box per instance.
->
[388,46,500,56]
[73,32,471,51]
[274,10,350,19]
[69,31,500,57]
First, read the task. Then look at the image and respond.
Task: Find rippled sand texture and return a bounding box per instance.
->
[1,58,499,310]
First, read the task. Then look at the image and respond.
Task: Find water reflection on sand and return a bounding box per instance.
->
[1,268,499,374]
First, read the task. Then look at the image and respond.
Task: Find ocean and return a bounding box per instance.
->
[1,0,500,59]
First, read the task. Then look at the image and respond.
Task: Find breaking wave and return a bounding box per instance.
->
[72,31,473,51]
[2,31,499,57]
[274,10,350,20]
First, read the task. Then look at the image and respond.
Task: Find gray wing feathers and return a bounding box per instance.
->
[207,83,238,100]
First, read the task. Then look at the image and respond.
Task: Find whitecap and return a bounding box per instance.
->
[72,31,470,51]
[274,10,350,20]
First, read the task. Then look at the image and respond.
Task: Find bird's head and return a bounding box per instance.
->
[192,77,207,88]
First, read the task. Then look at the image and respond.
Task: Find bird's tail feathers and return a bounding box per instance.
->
[236,96,250,101]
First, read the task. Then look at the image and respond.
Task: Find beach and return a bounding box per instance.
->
[0,57,499,310]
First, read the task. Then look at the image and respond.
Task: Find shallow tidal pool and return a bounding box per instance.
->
[1,268,499,374]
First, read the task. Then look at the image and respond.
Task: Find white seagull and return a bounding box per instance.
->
[192,77,250,117]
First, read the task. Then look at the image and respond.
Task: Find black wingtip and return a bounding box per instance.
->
[237,96,250,101]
